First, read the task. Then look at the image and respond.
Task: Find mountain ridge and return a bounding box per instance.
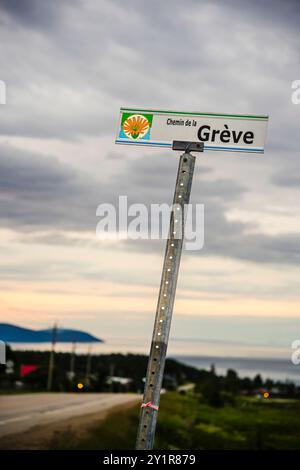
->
[0,323,103,343]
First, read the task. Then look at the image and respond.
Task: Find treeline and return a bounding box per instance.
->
[1,348,299,401]
[0,347,206,393]
[195,366,300,406]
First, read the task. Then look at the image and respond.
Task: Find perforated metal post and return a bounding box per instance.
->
[136,145,201,450]
[47,323,57,391]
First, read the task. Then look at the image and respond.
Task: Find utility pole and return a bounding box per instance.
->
[47,323,57,392]
[109,363,115,393]
[85,344,92,388]
[136,141,204,450]
[69,341,76,389]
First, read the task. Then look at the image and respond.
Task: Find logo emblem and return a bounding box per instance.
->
[122,114,150,140]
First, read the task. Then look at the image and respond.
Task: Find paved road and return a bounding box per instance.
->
[0,393,140,438]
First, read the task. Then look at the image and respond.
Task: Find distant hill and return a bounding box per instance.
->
[0,323,103,343]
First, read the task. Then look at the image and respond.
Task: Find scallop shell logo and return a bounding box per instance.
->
[122,114,150,140]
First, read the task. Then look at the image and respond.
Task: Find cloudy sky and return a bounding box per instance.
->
[0,0,299,358]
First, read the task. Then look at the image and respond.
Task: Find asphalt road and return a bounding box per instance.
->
[0,393,140,438]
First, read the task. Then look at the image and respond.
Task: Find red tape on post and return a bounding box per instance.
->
[141,401,159,411]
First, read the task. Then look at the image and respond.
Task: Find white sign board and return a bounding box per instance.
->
[115,108,269,154]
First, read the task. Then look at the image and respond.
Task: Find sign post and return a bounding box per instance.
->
[135,141,203,450]
[115,108,269,450]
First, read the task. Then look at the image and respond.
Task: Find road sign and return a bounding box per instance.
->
[115,106,269,450]
[116,107,268,153]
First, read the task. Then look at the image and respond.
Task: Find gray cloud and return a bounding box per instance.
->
[0,0,299,149]
[0,0,77,28]
[271,170,300,187]
[0,0,299,350]
[0,143,100,230]
[0,142,244,229]
[1,142,299,268]
[0,0,299,279]
[125,214,300,266]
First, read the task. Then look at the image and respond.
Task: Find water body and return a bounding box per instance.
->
[173,355,300,385]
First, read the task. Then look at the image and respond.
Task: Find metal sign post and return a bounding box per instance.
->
[135,141,204,450]
[47,323,57,391]
[115,106,268,449]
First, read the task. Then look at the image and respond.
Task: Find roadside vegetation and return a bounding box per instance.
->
[3,348,300,449]
[51,392,300,450]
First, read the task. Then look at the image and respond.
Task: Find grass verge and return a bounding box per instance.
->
[51,392,300,450]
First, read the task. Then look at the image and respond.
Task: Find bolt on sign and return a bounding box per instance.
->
[116,107,269,153]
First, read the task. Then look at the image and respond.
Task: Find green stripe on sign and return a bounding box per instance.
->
[120,108,269,120]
